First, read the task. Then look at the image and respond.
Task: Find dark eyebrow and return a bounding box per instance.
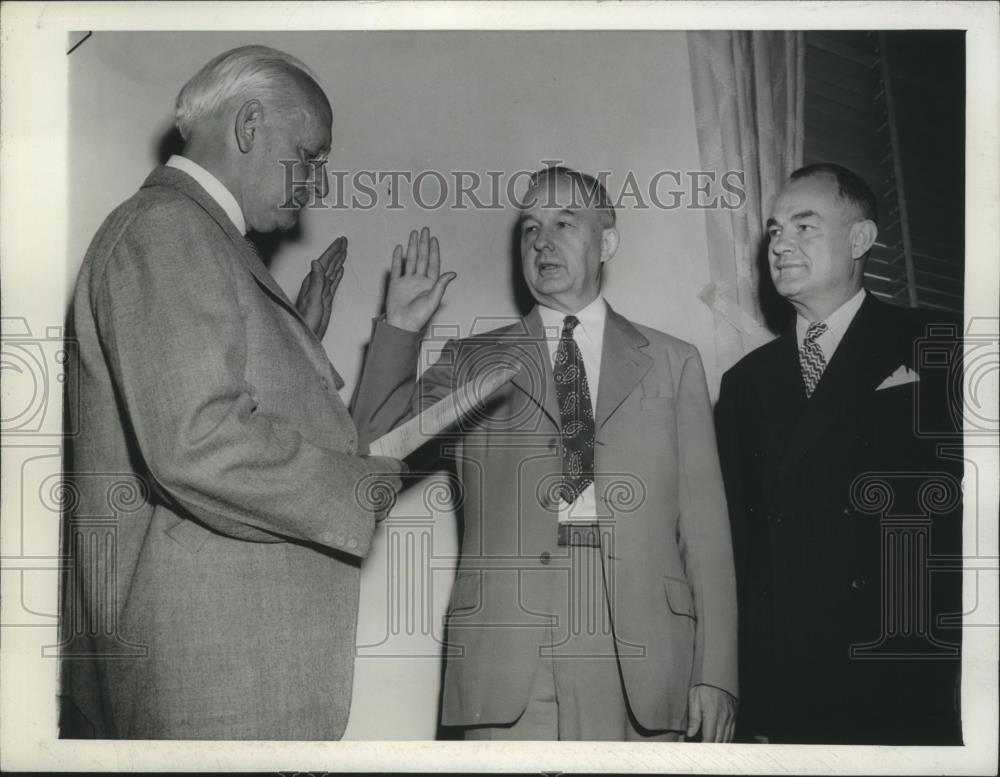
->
[768,210,820,230]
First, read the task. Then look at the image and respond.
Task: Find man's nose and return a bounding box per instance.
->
[771,232,793,255]
[313,164,329,200]
[533,227,553,252]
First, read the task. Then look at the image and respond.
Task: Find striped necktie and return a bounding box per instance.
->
[800,321,829,397]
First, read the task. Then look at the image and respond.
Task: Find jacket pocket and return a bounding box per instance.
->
[664,575,695,618]
[447,571,482,613]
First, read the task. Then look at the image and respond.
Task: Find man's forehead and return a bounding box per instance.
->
[518,206,583,223]
[771,174,841,219]
[286,105,332,149]
[277,77,332,146]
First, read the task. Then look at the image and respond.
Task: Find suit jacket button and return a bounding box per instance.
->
[335,533,346,546]
[347,538,358,550]
[842,506,853,517]
[539,551,551,565]
[321,531,335,543]
[850,577,867,590]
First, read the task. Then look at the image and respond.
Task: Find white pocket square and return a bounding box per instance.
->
[876,365,920,390]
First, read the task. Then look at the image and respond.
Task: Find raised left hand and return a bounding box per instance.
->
[686,684,737,743]
[296,235,347,339]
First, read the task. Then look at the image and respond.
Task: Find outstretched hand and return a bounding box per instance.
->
[386,227,456,332]
[296,235,347,339]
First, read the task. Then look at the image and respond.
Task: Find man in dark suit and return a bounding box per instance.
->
[716,163,963,745]
[354,167,738,741]
[61,45,406,739]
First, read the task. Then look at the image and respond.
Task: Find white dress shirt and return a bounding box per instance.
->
[795,288,866,364]
[538,296,607,522]
[166,155,247,235]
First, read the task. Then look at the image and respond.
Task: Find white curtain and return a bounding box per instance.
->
[687,31,805,375]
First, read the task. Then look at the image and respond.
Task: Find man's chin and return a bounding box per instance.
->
[529,277,569,296]
[245,210,299,234]
[275,209,302,231]
[772,277,803,299]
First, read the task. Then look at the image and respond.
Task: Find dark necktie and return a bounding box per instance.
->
[553,315,596,502]
[800,321,829,397]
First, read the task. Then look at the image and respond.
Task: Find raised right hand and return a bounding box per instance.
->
[386,226,456,332]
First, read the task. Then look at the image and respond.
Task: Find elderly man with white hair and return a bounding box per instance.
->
[60,45,407,740]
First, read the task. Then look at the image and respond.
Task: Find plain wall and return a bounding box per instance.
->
[68,30,715,739]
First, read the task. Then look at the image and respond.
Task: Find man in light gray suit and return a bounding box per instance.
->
[354,167,737,740]
[60,45,406,740]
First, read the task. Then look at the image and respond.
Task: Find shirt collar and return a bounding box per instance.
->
[165,155,247,235]
[796,288,866,347]
[537,296,607,339]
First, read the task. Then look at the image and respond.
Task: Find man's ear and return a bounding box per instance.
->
[234,99,263,154]
[600,227,620,264]
[850,219,878,260]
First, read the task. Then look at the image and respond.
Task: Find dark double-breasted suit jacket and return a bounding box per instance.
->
[716,294,963,744]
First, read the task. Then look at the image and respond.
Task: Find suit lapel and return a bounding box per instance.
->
[507,307,561,428]
[778,295,898,470]
[766,328,805,417]
[142,166,343,388]
[595,304,653,430]
[142,167,307,325]
[753,330,807,496]
[506,304,653,431]
[241,241,307,321]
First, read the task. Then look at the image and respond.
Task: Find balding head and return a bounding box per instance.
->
[174,45,330,141]
[174,45,333,234]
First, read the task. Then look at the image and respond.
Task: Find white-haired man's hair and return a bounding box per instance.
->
[174,45,320,140]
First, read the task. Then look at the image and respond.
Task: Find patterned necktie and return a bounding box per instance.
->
[800,321,829,397]
[553,315,596,503]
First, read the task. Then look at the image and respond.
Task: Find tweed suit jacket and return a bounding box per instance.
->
[352,305,737,732]
[716,294,963,744]
[60,166,387,740]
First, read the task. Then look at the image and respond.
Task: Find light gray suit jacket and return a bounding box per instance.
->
[353,306,737,731]
[61,166,386,739]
